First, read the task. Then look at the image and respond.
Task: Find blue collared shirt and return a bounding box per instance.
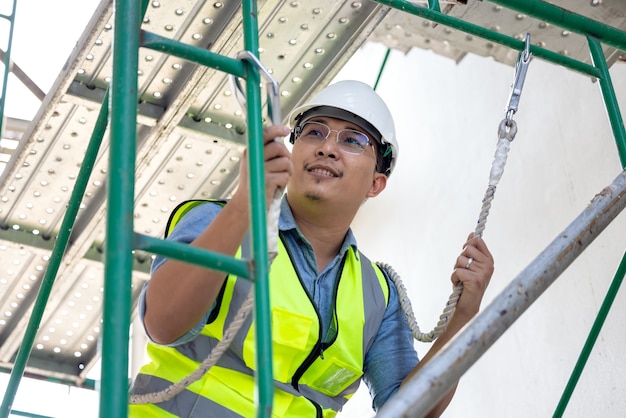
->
[138,197,418,411]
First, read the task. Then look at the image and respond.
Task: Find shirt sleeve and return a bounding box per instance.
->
[362,271,419,411]
[138,201,224,346]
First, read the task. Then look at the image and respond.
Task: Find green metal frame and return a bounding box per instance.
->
[0,0,18,140]
[1,1,625,417]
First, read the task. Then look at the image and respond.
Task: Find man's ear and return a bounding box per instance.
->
[367,172,387,198]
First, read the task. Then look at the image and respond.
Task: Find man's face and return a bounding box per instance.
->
[287,116,386,207]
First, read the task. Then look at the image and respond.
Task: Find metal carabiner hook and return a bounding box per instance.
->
[229,51,282,126]
[505,33,532,122]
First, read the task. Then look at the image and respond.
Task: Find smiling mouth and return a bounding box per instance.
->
[308,167,338,177]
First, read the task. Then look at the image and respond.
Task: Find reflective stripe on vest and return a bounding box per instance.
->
[130,200,390,417]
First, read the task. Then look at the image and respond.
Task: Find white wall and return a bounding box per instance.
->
[336,42,626,417]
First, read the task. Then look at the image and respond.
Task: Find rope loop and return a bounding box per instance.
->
[498,118,518,142]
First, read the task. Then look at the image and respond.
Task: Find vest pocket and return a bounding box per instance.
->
[270,307,315,382]
[306,357,361,396]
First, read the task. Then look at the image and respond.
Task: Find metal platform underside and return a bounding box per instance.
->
[0,0,624,386]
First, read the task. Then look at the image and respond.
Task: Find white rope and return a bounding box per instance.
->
[130,288,255,404]
[381,118,518,342]
[267,190,283,260]
[131,194,282,405]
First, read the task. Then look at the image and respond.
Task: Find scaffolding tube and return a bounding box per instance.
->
[135,233,252,279]
[377,169,626,418]
[99,0,275,416]
[240,1,276,415]
[100,0,142,415]
[141,31,246,78]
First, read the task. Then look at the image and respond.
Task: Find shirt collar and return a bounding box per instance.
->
[279,195,358,256]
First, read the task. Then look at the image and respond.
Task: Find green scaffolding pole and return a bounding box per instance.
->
[588,36,626,168]
[101,0,274,416]
[100,0,142,414]
[240,1,275,415]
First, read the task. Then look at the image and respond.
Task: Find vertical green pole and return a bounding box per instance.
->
[100,0,140,416]
[241,1,274,417]
[373,48,391,91]
[553,251,626,417]
[587,36,626,168]
[0,0,18,138]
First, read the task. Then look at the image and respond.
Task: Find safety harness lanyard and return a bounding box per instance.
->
[382,34,532,343]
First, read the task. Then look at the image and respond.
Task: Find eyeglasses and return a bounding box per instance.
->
[294,121,372,155]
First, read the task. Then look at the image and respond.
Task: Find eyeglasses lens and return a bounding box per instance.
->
[298,122,369,155]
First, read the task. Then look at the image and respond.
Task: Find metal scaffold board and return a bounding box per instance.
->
[376,0,626,67]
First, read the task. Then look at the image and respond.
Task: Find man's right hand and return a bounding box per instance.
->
[231,124,293,212]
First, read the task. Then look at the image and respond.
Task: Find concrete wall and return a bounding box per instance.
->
[336,42,626,417]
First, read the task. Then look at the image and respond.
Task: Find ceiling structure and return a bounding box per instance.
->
[0,0,624,387]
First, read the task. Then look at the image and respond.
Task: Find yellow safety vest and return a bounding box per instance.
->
[130,200,389,417]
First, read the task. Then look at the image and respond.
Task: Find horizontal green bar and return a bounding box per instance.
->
[374,0,601,78]
[141,30,245,78]
[134,233,252,279]
[492,0,626,53]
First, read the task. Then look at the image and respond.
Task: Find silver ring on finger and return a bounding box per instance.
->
[465,257,474,269]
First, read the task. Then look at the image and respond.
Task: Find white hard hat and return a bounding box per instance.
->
[288,80,398,176]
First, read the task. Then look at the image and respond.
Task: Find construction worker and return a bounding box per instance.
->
[129,80,494,417]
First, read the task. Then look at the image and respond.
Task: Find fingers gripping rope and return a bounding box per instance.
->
[228,50,284,261]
